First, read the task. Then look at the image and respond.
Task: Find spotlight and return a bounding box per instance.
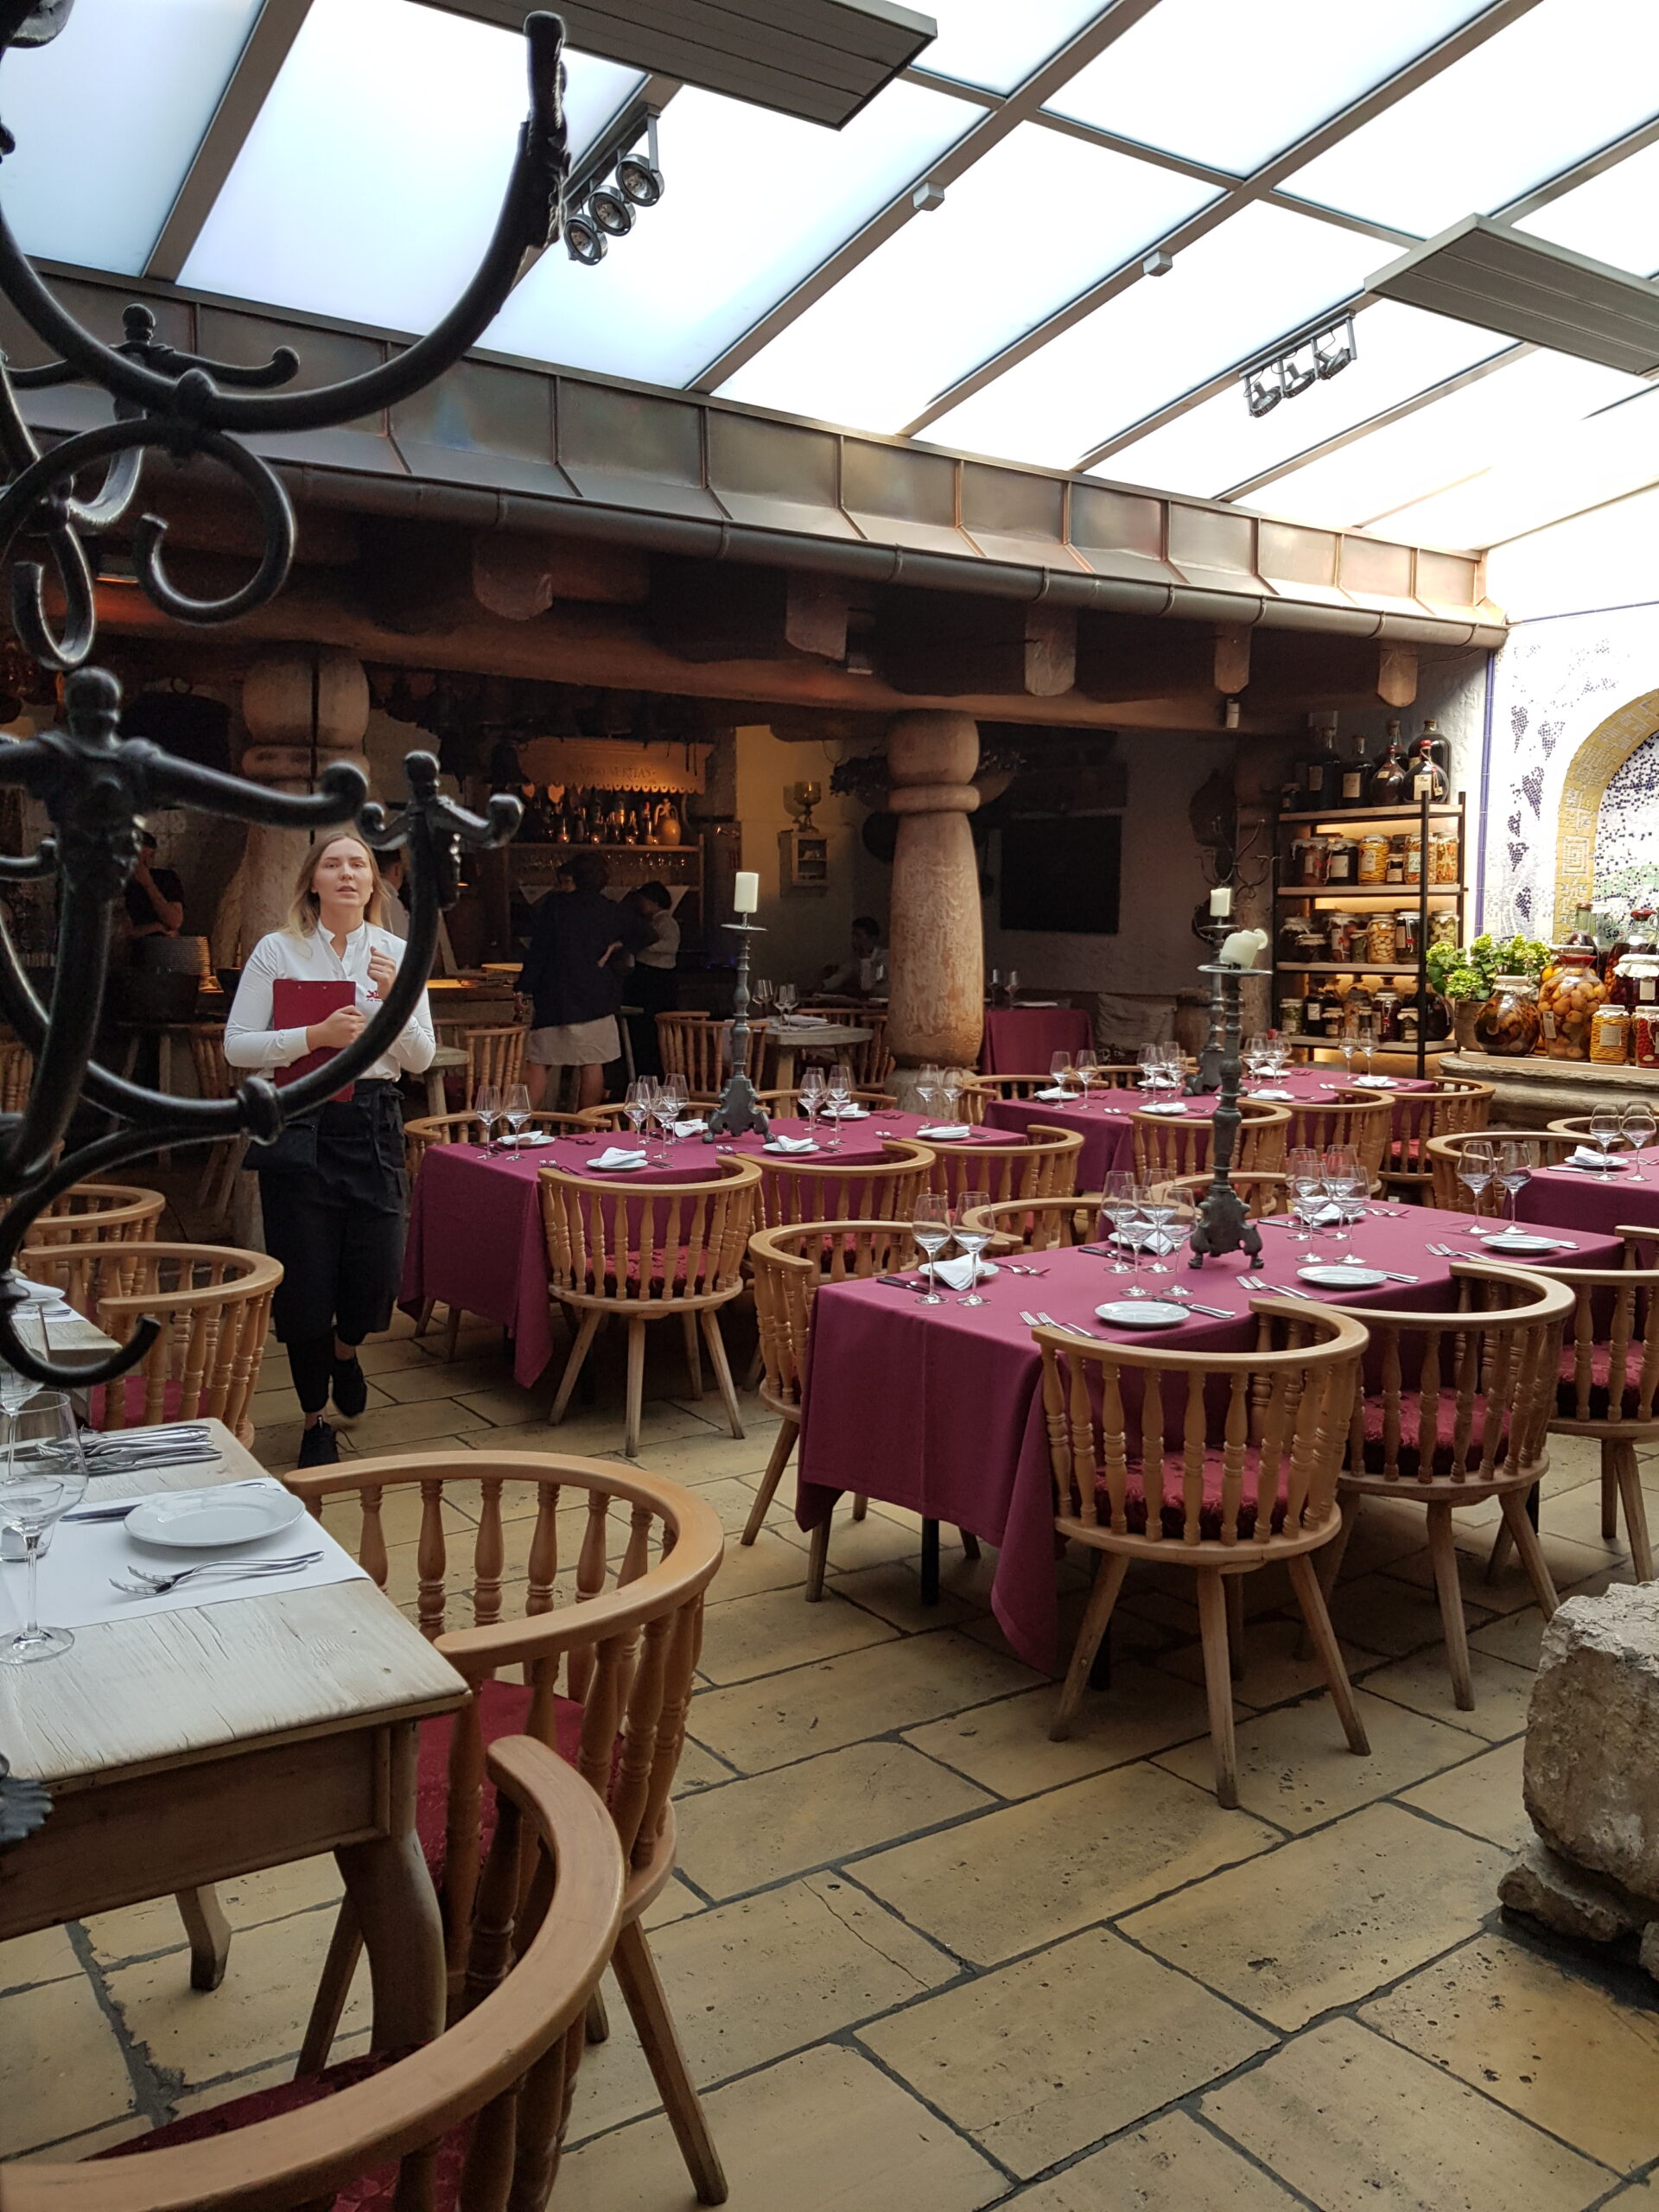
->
[1243,364,1282,417]
[1239,312,1358,416]
[1313,315,1357,379]
[564,208,606,264]
[617,149,665,207]
[563,107,665,269]
[588,183,634,236]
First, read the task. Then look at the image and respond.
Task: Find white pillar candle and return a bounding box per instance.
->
[734,870,760,914]
[1210,885,1234,918]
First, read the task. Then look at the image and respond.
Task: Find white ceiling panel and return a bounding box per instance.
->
[912,0,1108,94]
[1517,137,1659,276]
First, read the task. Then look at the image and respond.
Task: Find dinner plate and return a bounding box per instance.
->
[1564,1156,1627,1172]
[1478,1231,1567,1255]
[125,1486,306,1549]
[1095,1300,1190,1329]
[1298,1265,1388,1289]
[585,1156,647,1173]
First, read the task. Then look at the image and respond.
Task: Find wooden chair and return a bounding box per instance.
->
[11,1738,626,2212]
[19,1240,280,1445]
[1130,1099,1290,1185]
[0,1035,32,1111]
[1151,1170,1291,1217]
[18,1180,166,1244]
[185,1023,243,1224]
[454,1022,526,1095]
[1484,1228,1658,1585]
[959,1194,1096,1252]
[1036,1298,1371,1806]
[1314,1262,1575,1711]
[288,1451,727,2204]
[657,1011,767,1095]
[757,1136,935,1229]
[925,1124,1084,1205]
[1426,1128,1582,1214]
[1282,1093,1392,1192]
[846,1010,894,1088]
[1547,1114,1654,1141]
[683,1088,899,1117]
[746,1221,980,1598]
[966,1068,1144,1102]
[539,1154,760,1459]
[404,1107,594,1180]
[1349,1077,1493,1200]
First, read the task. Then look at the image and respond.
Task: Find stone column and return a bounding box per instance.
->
[886,710,983,1068]
[238,650,371,950]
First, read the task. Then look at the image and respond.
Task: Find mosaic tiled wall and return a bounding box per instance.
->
[1593,725,1659,903]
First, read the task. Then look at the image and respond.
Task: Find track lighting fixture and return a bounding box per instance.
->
[1240,312,1357,417]
[565,109,665,265]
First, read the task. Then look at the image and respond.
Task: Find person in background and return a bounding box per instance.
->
[821,914,886,997]
[378,850,410,941]
[518,851,651,1110]
[224,832,435,1469]
[625,880,678,1078]
[123,830,184,939]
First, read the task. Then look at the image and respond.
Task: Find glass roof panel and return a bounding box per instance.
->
[1516,137,1659,276]
[912,0,1109,95]
[1041,0,1489,177]
[485,79,977,388]
[3,0,262,276]
[925,203,1382,469]
[1281,0,1659,238]
[1254,350,1647,531]
[182,0,641,331]
[717,129,1217,434]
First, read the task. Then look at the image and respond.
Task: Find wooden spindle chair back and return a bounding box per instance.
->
[1151,1170,1291,1217]
[1351,1077,1493,1198]
[959,1195,1096,1251]
[0,1036,32,1113]
[20,1240,280,1443]
[964,1069,1145,1103]
[1425,1128,1582,1214]
[15,1737,624,2212]
[1130,1099,1289,1185]
[751,1218,920,1422]
[684,1087,898,1116]
[847,1011,894,1087]
[758,1137,935,1229]
[20,1180,166,1245]
[184,1024,245,1224]
[1282,1093,1392,1188]
[925,1124,1084,1205]
[404,1108,594,1179]
[656,1012,766,1095]
[459,1024,526,1094]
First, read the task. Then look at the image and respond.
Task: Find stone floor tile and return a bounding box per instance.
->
[1332,1497,1444,1580]
[1603,2182,1659,2205]
[644,1876,702,1929]
[903,1664,1216,1799]
[0,1924,81,1993]
[601,1423,780,1485]
[672,1735,737,1794]
[674,1741,992,1900]
[328,1398,490,1452]
[85,1857,344,1967]
[692,1529,809,1603]
[1161,1617,1374,1712]
[1360,1643,1536,1743]
[1386,1524,1615,1613]
[853,1763,1279,1968]
[1123,1802,1510,2031]
[1153,1688,1475,1829]
[317,1483,473,1552]
[1203,2016,1608,2212]
[352,1337,437,1376]
[1539,1479,1637,1557]
[827,1560,982,1631]
[15,2114,152,2162]
[1363,1931,1659,2170]
[557,2043,1004,2211]
[365,1355,512,1406]
[1325,1571,1495,1656]
[104,1908,371,2085]
[860,1925,1272,2181]
[696,1586,897,1686]
[686,1630,1041,1775]
[0,1976,137,2157]
[168,2036,369,2122]
[1398,1736,1529,1851]
[1007,2111,1304,2209]
[1468,1605,1549,1670]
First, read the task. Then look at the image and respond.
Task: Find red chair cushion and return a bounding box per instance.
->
[1356,1389,1513,1478]
[96,2050,470,2212]
[1556,1340,1651,1423]
[416,1678,592,1878]
[86,1376,187,1430]
[1093,1447,1289,1542]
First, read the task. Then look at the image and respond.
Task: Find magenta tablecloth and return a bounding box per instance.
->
[979,1007,1091,1075]
[399,1110,1009,1387]
[796,1204,1620,1673]
[1516,1147,1659,1238]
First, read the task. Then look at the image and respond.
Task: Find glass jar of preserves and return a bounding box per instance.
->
[1637,1010,1659,1071]
[1538,945,1606,1059]
[1357,832,1391,886]
[1428,908,1459,950]
[1325,835,1357,886]
[1385,837,1408,884]
[1366,912,1398,963]
[1280,997,1305,1036]
[1327,912,1359,961]
[1429,830,1460,884]
[1394,909,1422,957]
[1404,833,1422,884]
[1611,953,1659,1016]
[1292,835,1329,886]
[1319,982,1346,1036]
[1473,974,1541,1057]
[1590,1003,1630,1065]
[1372,987,1401,1041]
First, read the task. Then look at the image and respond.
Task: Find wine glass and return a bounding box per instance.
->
[0,1394,86,1666]
[825,1060,853,1151]
[1622,1100,1656,1179]
[952,1190,993,1306]
[1098,1169,1136,1275]
[1006,969,1020,1002]
[1157,1044,1185,1103]
[1287,1147,1325,1247]
[474,1083,501,1154]
[912,1193,953,1306]
[1322,1147,1364,1258]
[1050,1052,1075,1097]
[657,1073,687,1160]
[1337,1021,1359,1085]
[1136,1041,1161,1096]
[775,982,798,1017]
[624,1077,655,1154]
[939,1068,965,1128]
[798,1066,825,1144]
[501,1082,531,1148]
[1497,1139,1537,1226]
[1456,1137,1497,1227]
[1074,1047,1099,1109]
[752,977,774,1014]
[1241,1034,1267,1096]
[1356,1018,1378,1081]
[1139,1185,1179,1275]
[1120,1185,1156,1295]
[1590,1103,1624,1177]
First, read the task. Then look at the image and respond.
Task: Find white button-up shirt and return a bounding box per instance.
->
[224,923,436,1080]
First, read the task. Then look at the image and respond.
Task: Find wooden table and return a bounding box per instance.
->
[765,1020,873,1090]
[0,1420,467,2044]
[423,1043,468,1116]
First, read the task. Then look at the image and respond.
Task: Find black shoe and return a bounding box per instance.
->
[297,1419,340,1468]
[331,1354,368,1418]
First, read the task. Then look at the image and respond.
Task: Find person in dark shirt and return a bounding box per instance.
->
[123,830,184,939]
[518,852,652,1109]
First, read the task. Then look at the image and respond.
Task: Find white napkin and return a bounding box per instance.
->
[823,1103,869,1119]
[1568,1146,1626,1170]
[764,1135,818,1154]
[1033,1086,1077,1102]
[672,1118,708,1138]
[1352,1074,1398,1088]
[928,1253,995,1290]
[494,1132,555,1149]
[1141,1101,1188,1116]
[917,1123,973,1141]
[588,1147,647,1170]
[0,1478,367,1632]
[1249,1088,1294,1101]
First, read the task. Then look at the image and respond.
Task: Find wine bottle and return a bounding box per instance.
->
[1338,732,1370,810]
[1369,721,1408,806]
[1408,735,1447,804]
[1300,721,1339,805]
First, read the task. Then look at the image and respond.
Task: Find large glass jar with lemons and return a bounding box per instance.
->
[1538,945,1606,1059]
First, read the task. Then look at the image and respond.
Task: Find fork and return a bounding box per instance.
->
[1256,1281,1316,1300]
[1035,1311,1103,1340]
[110,1551,322,1596]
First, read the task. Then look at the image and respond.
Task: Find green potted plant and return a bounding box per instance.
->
[1429,933,1551,1051]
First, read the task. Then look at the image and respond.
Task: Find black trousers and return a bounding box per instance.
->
[254,1084,407,1412]
[626,965,677,1078]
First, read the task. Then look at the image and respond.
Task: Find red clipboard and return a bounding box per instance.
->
[272,978,358,1103]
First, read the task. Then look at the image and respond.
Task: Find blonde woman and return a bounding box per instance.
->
[225,833,435,1466]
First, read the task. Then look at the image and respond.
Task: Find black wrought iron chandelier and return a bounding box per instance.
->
[0,0,580,1386]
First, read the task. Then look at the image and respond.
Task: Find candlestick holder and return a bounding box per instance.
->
[1186,920,1231,1095]
[707,918,771,1140]
[1188,956,1265,1270]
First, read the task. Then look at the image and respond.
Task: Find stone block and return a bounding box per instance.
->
[1499,1836,1636,1945]
[1523,1586,1659,1906]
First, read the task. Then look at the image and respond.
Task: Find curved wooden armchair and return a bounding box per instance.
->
[657,1011,766,1094]
[13,1738,625,2212]
[1345,1077,1492,1199]
[404,1107,594,1179]
[1426,1128,1582,1214]
[845,1010,894,1088]
[447,1022,526,1094]
[19,1180,166,1245]
[1036,1299,1370,1807]
[1150,1170,1291,1218]
[539,1154,761,1458]
[1313,1262,1574,1710]
[966,1068,1144,1102]
[186,1023,243,1224]
[287,1451,726,2204]
[1130,1099,1289,1185]
[682,1089,899,1119]
[21,1241,280,1443]
[959,1195,1097,1252]
[1282,1093,1392,1191]
[758,1136,936,1229]
[925,1123,1083,1205]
